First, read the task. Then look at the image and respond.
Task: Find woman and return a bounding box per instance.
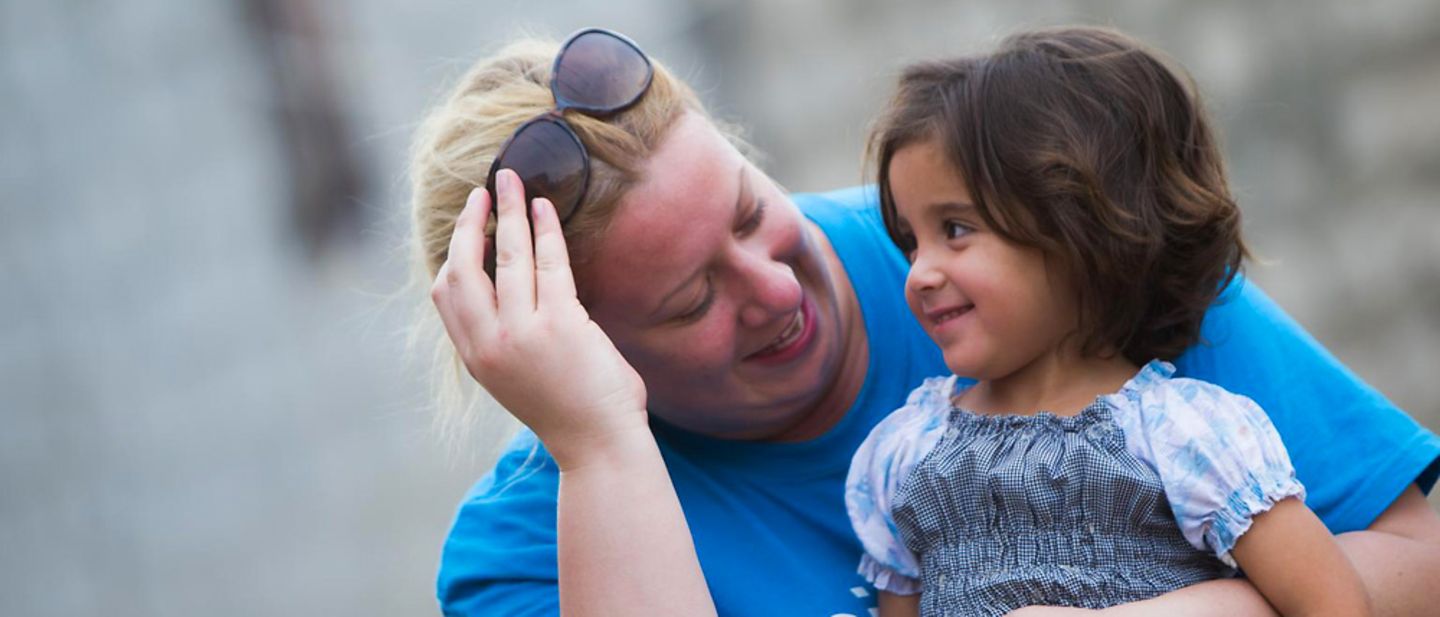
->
[415,30,1440,616]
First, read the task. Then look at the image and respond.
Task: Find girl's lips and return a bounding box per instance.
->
[744,296,817,365]
[927,304,974,332]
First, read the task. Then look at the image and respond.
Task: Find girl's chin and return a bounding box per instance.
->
[941,350,988,379]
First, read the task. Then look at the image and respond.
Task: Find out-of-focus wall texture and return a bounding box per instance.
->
[3,1,1437,615]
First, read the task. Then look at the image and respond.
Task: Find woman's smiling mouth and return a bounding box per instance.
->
[745,296,817,364]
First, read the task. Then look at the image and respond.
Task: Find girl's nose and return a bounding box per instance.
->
[906,252,946,296]
[735,253,801,329]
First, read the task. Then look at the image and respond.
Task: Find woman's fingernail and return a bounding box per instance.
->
[467,187,486,207]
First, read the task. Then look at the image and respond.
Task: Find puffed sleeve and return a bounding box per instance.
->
[1133,376,1306,567]
[845,375,954,595]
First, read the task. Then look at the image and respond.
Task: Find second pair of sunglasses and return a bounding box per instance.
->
[485,28,654,225]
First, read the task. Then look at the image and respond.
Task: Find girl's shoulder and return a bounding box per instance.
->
[846,375,961,592]
[1107,360,1272,432]
[1107,362,1304,565]
[850,374,959,486]
[863,374,961,447]
[904,373,964,411]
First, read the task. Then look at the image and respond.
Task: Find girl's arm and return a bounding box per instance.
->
[431,176,717,616]
[1165,278,1440,615]
[1089,485,1440,617]
[1228,497,1370,616]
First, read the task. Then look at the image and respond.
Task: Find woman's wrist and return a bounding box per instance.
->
[543,416,658,472]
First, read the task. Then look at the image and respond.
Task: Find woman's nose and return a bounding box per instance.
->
[735,252,800,329]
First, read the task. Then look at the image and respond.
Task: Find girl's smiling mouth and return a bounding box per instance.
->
[926,303,974,331]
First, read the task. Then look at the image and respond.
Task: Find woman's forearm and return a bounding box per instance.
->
[1336,529,1440,617]
[1332,486,1440,617]
[556,424,717,617]
[1094,577,1275,616]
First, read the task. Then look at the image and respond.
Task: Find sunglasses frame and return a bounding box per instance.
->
[485,28,654,225]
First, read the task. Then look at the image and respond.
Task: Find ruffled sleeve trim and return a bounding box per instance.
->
[1206,474,1307,567]
[858,553,923,595]
[1116,366,1309,568]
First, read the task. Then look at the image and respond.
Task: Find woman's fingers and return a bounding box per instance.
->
[492,169,537,318]
[531,197,580,307]
[431,260,472,356]
[432,187,497,361]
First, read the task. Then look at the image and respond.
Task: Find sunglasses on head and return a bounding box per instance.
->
[485,28,654,225]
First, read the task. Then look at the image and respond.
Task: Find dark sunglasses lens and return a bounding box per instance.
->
[497,119,587,220]
[553,31,651,111]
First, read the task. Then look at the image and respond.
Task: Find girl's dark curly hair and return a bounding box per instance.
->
[872,26,1249,365]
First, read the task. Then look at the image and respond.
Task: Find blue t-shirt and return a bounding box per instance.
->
[436,186,1440,617]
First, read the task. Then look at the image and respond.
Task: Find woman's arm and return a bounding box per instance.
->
[556,424,715,616]
[879,591,919,617]
[1228,498,1370,616]
[1332,486,1440,617]
[431,174,717,616]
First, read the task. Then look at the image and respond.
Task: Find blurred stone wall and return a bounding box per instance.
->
[1,1,1435,616]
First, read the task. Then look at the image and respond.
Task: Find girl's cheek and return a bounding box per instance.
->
[902,284,925,321]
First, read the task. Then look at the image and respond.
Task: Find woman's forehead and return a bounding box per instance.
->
[582,113,746,317]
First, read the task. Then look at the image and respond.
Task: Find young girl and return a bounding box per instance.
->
[846,27,1371,616]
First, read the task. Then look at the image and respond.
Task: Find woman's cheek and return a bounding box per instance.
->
[696,318,741,366]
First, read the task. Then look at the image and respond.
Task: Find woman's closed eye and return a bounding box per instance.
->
[676,275,716,323]
[737,199,767,236]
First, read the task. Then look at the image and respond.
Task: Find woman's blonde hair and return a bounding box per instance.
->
[407,36,704,458]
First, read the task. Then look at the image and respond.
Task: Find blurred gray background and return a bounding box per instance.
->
[3,1,1438,615]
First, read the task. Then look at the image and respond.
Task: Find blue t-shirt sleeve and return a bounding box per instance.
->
[1173,276,1440,532]
[437,430,561,617]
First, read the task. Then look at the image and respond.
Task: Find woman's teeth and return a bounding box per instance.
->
[759,310,805,354]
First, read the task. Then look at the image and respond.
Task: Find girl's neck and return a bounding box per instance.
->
[958,347,1140,417]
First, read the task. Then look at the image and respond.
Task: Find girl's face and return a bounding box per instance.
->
[576,113,867,440]
[888,139,1079,381]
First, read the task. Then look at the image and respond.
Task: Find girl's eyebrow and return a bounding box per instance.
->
[927,201,976,215]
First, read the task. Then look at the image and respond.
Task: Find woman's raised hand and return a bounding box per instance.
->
[430,169,649,468]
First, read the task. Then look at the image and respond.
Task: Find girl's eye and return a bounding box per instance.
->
[737,199,767,236]
[943,220,972,240]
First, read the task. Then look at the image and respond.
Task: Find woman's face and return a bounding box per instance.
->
[577,112,862,439]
